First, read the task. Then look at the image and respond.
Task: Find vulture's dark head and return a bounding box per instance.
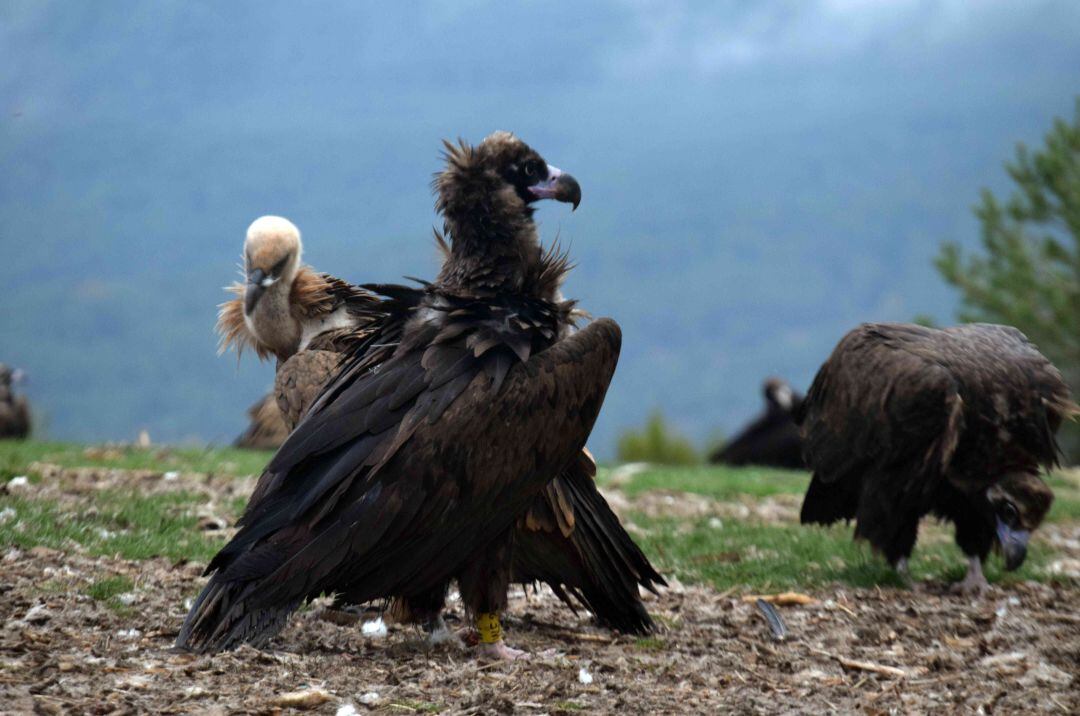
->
[435,131,580,232]
[242,216,303,315]
[982,471,1054,570]
[763,377,797,414]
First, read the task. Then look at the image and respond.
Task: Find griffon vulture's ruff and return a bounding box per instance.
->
[179,132,624,660]
[799,323,1077,593]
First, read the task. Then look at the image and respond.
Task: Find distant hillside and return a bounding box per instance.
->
[2,2,1079,456]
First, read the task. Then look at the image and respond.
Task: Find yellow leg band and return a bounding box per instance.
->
[476,612,503,644]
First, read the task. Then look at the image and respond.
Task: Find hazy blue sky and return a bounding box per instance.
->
[2,1,1079,455]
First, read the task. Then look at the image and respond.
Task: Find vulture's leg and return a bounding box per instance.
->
[894,557,911,585]
[951,514,992,595]
[414,583,462,647]
[387,583,461,646]
[951,555,989,595]
[883,515,920,587]
[459,529,526,661]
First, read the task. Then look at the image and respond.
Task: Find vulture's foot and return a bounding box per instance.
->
[424,616,464,648]
[477,641,529,661]
[893,557,914,588]
[951,556,989,596]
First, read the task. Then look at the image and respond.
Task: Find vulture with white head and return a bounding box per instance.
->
[798,323,1076,593]
[219,215,383,440]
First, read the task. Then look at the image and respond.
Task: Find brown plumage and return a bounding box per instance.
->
[227,258,662,634]
[233,394,289,450]
[218,216,384,444]
[711,377,805,469]
[0,364,31,440]
[798,322,1077,592]
[179,132,640,657]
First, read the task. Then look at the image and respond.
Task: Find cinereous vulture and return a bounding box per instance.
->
[711,377,805,469]
[179,132,651,659]
[217,215,664,640]
[0,364,31,440]
[799,323,1077,593]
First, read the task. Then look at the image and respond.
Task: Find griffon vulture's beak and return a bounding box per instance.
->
[244,268,278,315]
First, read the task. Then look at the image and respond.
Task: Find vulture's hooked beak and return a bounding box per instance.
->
[996,520,1030,571]
[244,267,278,314]
[529,165,581,210]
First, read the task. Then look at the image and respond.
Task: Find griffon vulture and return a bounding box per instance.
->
[710,377,804,469]
[219,215,383,440]
[798,323,1077,593]
[0,364,31,440]
[180,132,651,659]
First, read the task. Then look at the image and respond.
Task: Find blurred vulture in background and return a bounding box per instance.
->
[0,364,31,440]
[187,133,662,660]
[710,377,805,469]
[798,323,1077,593]
[233,395,290,450]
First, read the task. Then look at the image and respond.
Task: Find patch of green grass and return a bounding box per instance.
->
[0,440,271,478]
[0,490,232,562]
[633,514,1055,593]
[85,575,137,615]
[554,702,585,712]
[86,575,133,601]
[1046,470,1080,522]
[600,464,809,500]
[633,636,664,651]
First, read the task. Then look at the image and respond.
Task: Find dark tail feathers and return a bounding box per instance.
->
[514,466,666,635]
[175,575,295,654]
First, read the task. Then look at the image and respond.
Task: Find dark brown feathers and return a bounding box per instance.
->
[179,133,632,653]
[711,378,805,469]
[799,322,1076,567]
[0,365,31,440]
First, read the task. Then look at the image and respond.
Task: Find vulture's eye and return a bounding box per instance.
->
[1000,502,1019,527]
[522,161,540,179]
[271,255,290,277]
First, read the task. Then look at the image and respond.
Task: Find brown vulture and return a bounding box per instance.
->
[0,364,31,440]
[798,323,1077,593]
[710,377,805,469]
[180,132,660,659]
[232,394,290,450]
[219,215,385,441]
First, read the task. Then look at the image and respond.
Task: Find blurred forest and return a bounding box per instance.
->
[936,100,1080,462]
[2,3,1080,457]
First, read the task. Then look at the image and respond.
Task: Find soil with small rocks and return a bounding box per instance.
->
[1,548,1077,715]
[1,465,1078,714]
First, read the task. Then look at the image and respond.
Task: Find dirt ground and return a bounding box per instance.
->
[1,465,1078,714]
[0,548,1076,715]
